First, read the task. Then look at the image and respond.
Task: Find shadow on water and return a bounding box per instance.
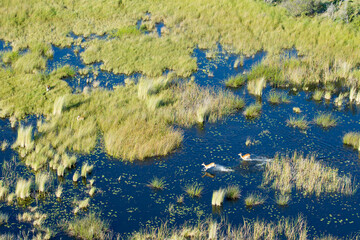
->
[1,38,360,238]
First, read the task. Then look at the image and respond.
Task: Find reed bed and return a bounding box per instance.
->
[130,215,308,239]
[211,188,226,206]
[314,113,338,128]
[262,153,357,196]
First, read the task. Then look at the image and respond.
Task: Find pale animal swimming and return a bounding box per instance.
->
[202,162,216,171]
[239,153,251,160]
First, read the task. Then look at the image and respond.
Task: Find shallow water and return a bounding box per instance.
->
[1,39,360,238]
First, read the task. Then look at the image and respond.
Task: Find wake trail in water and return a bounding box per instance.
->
[212,164,234,172]
[241,156,273,167]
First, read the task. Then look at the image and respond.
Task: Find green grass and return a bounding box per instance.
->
[147,177,166,190]
[267,91,291,104]
[62,213,110,240]
[263,152,357,196]
[343,132,360,150]
[225,185,241,200]
[185,183,203,198]
[224,74,246,88]
[286,115,309,130]
[314,113,338,128]
[245,192,266,207]
[35,172,51,193]
[243,104,262,119]
[247,78,266,96]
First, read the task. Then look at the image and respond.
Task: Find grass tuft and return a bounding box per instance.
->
[13,125,34,150]
[225,185,241,200]
[225,74,246,88]
[0,181,9,201]
[243,104,262,119]
[211,188,226,206]
[185,183,203,198]
[267,91,290,104]
[35,172,51,193]
[55,185,63,198]
[147,177,166,190]
[15,178,33,200]
[245,192,266,207]
[62,212,110,240]
[286,116,309,130]
[73,171,80,182]
[313,90,324,101]
[81,162,94,178]
[314,113,338,128]
[275,194,290,206]
[343,132,360,150]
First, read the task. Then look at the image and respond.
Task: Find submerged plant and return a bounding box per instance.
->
[185,183,203,198]
[211,188,226,206]
[314,113,338,128]
[147,177,166,190]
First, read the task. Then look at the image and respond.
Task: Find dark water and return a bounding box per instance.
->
[1,39,360,239]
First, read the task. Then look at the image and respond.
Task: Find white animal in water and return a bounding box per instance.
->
[202,162,216,171]
[238,153,251,160]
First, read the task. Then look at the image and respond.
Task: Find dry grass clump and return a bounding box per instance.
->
[130,215,308,239]
[211,188,226,206]
[286,116,309,130]
[0,181,9,201]
[262,152,357,196]
[313,113,338,128]
[35,172,51,193]
[247,78,266,97]
[313,90,324,101]
[13,125,34,151]
[276,194,290,206]
[81,162,94,178]
[343,132,360,150]
[62,213,111,240]
[55,185,63,198]
[243,104,262,119]
[15,178,33,200]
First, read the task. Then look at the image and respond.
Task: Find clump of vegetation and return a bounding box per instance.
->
[0,181,9,201]
[343,132,360,150]
[147,177,166,190]
[293,107,302,113]
[243,104,262,119]
[73,171,80,182]
[81,162,94,178]
[314,113,338,128]
[131,215,309,239]
[262,152,357,196]
[78,198,90,209]
[225,185,241,200]
[211,188,226,206]
[55,185,63,198]
[225,74,246,88]
[245,192,266,207]
[13,125,34,151]
[35,172,51,193]
[276,194,290,206]
[185,183,203,198]
[1,140,9,151]
[267,91,290,104]
[176,195,184,204]
[62,213,110,240]
[312,90,324,101]
[15,178,33,200]
[89,187,96,197]
[286,116,309,130]
[247,78,266,97]
[0,212,8,225]
[282,0,322,17]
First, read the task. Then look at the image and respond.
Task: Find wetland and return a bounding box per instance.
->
[1,0,360,239]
